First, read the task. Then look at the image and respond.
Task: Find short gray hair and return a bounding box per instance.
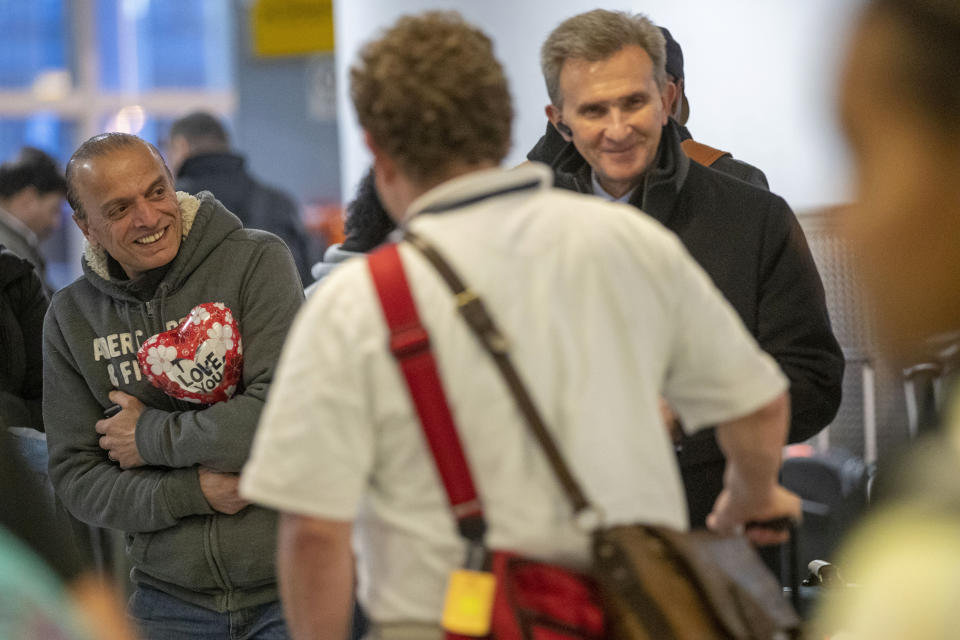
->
[541,10,667,108]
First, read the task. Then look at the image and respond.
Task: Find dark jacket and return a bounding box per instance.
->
[0,247,48,431]
[43,193,304,611]
[535,120,844,526]
[176,152,313,286]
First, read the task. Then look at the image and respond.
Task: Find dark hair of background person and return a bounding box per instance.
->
[168,111,230,153]
[350,11,513,185]
[341,169,396,253]
[0,147,67,199]
[867,0,960,131]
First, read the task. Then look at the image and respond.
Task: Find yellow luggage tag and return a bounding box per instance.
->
[441,568,497,636]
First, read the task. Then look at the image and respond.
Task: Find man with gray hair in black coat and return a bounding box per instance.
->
[533,9,844,530]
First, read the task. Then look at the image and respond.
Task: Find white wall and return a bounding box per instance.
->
[334,0,862,211]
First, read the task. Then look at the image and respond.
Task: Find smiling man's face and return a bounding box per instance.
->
[73,142,182,279]
[547,45,670,199]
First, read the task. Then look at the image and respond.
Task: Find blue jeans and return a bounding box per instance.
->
[129,585,289,640]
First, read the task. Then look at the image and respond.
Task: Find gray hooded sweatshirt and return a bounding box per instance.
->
[43,192,303,612]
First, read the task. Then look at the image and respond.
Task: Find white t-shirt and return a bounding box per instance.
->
[241,163,787,624]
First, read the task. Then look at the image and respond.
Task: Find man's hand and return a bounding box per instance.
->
[198,467,250,515]
[95,390,146,469]
[706,483,802,546]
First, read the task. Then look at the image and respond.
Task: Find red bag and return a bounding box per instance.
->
[487,552,606,640]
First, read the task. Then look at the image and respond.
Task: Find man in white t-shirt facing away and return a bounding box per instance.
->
[240,11,801,640]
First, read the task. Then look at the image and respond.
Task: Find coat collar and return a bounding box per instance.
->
[556,119,691,226]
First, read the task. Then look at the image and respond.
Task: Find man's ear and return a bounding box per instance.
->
[659,83,673,126]
[663,80,679,119]
[364,130,397,183]
[72,212,90,240]
[545,104,573,142]
[72,212,92,242]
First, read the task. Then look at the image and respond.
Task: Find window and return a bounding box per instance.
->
[0,0,234,289]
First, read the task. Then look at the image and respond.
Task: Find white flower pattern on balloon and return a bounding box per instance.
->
[145,344,178,376]
[191,306,211,325]
[206,322,234,357]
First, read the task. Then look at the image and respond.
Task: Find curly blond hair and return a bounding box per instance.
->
[350,12,513,184]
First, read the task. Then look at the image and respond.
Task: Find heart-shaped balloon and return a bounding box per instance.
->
[137,302,244,404]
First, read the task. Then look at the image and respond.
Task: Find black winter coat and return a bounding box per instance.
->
[536,120,844,527]
[176,152,313,285]
[0,247,48,430]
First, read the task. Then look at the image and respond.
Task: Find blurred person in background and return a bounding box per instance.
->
[305,167,396,295]
[0,147,67,293]
[166,111,314,286]
[1,246,47,433]
[810,0,960,637]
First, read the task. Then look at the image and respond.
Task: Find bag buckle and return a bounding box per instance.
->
[463,539,489,572]
[389,324,430,359]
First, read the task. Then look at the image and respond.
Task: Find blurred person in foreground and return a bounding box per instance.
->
[241,11,800,640]
[0,429,138,640]
[167,111,314,285]
[0,147,67,293]
[43,133,302,639]
[810,0,960,637]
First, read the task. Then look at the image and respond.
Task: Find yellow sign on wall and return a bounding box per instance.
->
[251,0,334,57]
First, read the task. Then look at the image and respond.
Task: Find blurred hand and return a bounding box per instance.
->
[706,483,802,546]
[659,397,683,444]
[95,390,145,469]
[198,467,250,515]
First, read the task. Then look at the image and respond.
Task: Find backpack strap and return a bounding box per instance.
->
[366,243,486,544]
[680,139,732,167]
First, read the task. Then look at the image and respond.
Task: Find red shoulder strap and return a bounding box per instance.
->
[367,244,485,534]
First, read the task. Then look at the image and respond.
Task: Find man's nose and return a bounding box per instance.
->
[129,199,160,227]
[604,109,633,142]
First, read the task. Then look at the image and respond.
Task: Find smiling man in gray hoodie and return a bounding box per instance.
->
[42,132,303,639]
